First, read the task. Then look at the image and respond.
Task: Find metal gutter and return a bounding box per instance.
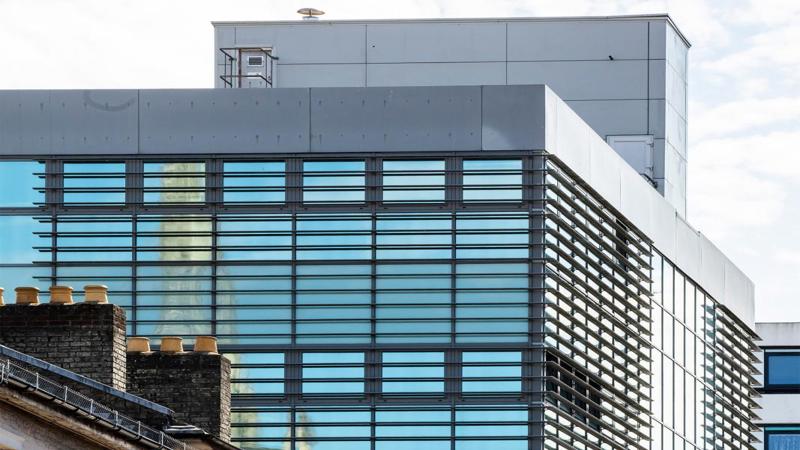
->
[0,344,174,416]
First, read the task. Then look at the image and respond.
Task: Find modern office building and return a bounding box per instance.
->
[0,14,759,450]
[755,322,800,450]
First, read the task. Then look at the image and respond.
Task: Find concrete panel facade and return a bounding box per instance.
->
[212,15,690,216]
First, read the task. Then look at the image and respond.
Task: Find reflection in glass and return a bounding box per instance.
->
[0,161,43,207]
[143,161,205,204]
[382,160,445,203]
[0,216,47,264]
[63,162,126,205]
[303,161,365,203]
[224,161,285,204]
[463,159,522,202]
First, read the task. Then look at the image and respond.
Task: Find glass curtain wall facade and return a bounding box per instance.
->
[0,153,758,450]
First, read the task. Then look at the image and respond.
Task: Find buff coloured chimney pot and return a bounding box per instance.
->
[15,287,40,305]
[160,337,184,353]
[127,337,152,353]
[194,336,219,354]
[83,285,108,303]
[0,287,4,306]
[49,285,74,304]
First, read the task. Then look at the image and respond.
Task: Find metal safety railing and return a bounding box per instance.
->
[0,358,187,450]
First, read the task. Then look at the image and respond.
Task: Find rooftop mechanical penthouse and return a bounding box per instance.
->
[0,14,758,450]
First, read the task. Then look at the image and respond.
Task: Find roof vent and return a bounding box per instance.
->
[298,7,325,20]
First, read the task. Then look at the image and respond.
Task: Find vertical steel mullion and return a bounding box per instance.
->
[129,160,142,335]
[529,154,547,446]
[46,160,61,291]
[210,159,221,337]
[449,349,460,450]
[288,350,298,450]
[368,157,379,347]
[368,348,379,450]
[288,158,301,348]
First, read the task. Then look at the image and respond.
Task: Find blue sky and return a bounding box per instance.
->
[1,0,797,322]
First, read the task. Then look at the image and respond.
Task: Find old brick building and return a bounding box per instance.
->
[0,285,236,450]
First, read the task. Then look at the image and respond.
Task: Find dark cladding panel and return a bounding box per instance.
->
[50,90,139,154]
[309,86,482,152]
[482,85,546,151]
[138,88,310,154]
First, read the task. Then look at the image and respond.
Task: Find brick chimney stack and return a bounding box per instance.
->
[126,336,232,442]
[0,285,127,390]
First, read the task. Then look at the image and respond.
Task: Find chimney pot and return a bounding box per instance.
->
[160,336,184,353]
[83,284,109,303]
[15,287,40,305]
[49,285,74,304]
[127,337,151,353]
[194,336,218,354]
[0,287,4,306]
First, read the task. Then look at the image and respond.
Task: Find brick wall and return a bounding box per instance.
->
[0,303,127,390]
[127,352,231,442]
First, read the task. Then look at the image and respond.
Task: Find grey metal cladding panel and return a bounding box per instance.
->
[366,22,506,63]
[507,20,649,61]
[234,24,366,64]
[49,90,138,154]
[482,85,546,151]
[366,63,505,87]
[648,20,667,60]
[276,64,366,88]
[565,100,648,137]
[649,60,666,99]
[665,25,688,80]
[139,89,310,154]
[309,86,481,152]
[0,90,51,154]
[507,60,648,100]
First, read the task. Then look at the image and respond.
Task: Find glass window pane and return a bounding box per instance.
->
[456,264,528,343]
[228,353,285,396]
[0,161,44,207]
[303,353,365,395]
[0,216,48,264]
[136,216,212,261]
[56,216,132,262]
[456,213,528,259]
[303,160,365,204]
[463,159,522,202]
[63,162,126,205]
[767,429,800,450]
[0,265,50,292]
[382,352,445,394]
[217,215,292,261]
[377,214,451,259]
[296,215,371,260]
[382,160,445,203]
[224,161,285,204]
[462,352,522,393]
[143,161,205,204]
[767,353,800,386]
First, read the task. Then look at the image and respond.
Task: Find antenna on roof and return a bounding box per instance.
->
[297,8,325,20]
